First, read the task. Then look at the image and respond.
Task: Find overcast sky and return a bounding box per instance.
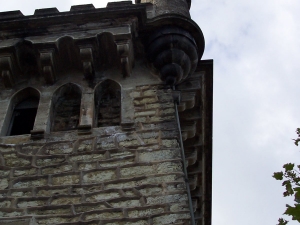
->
[1,0,300,224]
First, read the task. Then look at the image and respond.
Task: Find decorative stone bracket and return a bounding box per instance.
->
[79,47,95,80]
[116,39,134,77]
[40,49,57,85]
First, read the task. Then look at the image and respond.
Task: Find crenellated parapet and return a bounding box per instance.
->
[0,0,204,88]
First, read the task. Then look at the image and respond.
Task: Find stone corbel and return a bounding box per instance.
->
[116,39,134,77]
[40,49,56,85]
[0,55,16,88]
[80,47,94,80]
[178,92,196,111]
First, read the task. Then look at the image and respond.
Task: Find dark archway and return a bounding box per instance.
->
[51,83,82,132]
[7,87,40,136]
[94,80,121,127]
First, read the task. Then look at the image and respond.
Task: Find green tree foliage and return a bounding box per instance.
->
[273,128,300,225]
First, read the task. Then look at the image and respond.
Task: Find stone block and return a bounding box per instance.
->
[96,136,116,150]
[14,168,36,177]
[170,203,189,212]
[44,142,73,155]
[13,177,48,188]
[17,199,47,208]
[75,203,108,213]
[73,184,102,194]
[36,216,79,225]
[143,90,157,97]
[20,144,42,155]
[109,198,141,208]
[110,151,135,159]
[0,145,15,153]
[28,206,72,216]
[152,213,190,225]
[128,207,164,218]
[138,150,180,162]
[0,169,10,177]
[120,165,154,178]
[0,200,11,208]
[51,196,81,205]
[146,194,188,205]
[69,153,105,162]
[138,186,162,197]
[52,174,80,185]
[0,209,23,218]
[77,139,94,152]
[133,97,157,105]
[85,210,123,220]
[11,190,31,197]
[86,191,120,202]
[78,162,97,171]
[36,156,66,167]
[99,158,135,168]
[83,170,116,183]
[3,153,31,167]
[42,164,72,175]
[161,139,178,148]
[36,187,69,197]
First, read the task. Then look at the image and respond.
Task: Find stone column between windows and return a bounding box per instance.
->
[79,88,94,129]
[0,99,10,136]
[32,92,52,134]
[121,88,135,126]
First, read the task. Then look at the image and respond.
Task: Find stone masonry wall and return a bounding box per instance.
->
[0,84,191,225]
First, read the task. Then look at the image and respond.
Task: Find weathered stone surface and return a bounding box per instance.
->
[3,154,31,167]
[128,207,164,218]
[42,164,72,175]
[147,194,188,205]
[110,199,141,207]
[13,177,48,188]
[69,153,104,162]
[138,149,180,162]
[0,200,11,208]
[36,187,69,196]
[45,142,73,155]
[11,190,31,197]
[0,70,211,223]
[0,145,15,153]
[86,191,120,202]
[52,174,80,185]
[75,203,108,213]
[17,199,46,208]
[85,210,123,220]
[36,157,65,166]
[83,170,116,183]
[14,168,36,177]
[28,207,71,215]
[36,216,79,225]
[0,170,10,177]
[152,213,190,225]
[0,210,23,217]
[51,196,81,205]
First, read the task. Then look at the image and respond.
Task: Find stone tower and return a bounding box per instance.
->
[0,1,212,225]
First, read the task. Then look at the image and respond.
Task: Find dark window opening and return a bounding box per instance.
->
[95,80,121,127]
[52,85,81,132]
[8,97,39,136]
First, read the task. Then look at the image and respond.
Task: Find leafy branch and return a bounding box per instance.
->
[273,128,300,225]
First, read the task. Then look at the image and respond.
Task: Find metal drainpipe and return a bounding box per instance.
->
[173,88,196,225]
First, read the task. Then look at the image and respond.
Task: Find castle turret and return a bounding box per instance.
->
[0,1,212,224]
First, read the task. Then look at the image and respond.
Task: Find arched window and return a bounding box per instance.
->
[94,80,121,127]
[51,83,81,132]
[7,88,40,136]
